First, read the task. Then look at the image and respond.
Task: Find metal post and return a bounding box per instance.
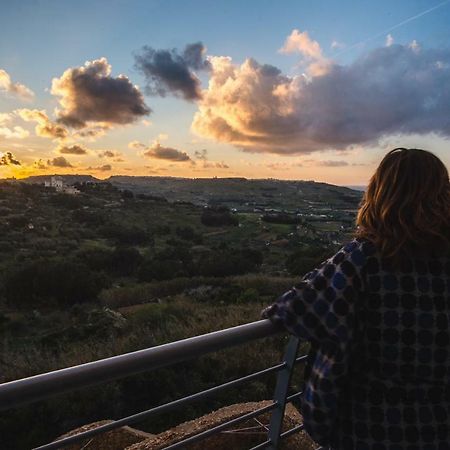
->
[267,335,300,449]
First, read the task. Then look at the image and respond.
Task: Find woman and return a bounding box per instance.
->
[262,148,450,449]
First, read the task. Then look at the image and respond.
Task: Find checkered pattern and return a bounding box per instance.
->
[263,238,450,449]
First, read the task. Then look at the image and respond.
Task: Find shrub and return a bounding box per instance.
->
[4,259,109,308]
[201,206,238,227]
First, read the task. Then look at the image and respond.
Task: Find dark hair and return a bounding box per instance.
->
[356,148,450,261]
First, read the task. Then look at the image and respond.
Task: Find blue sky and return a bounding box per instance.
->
[1,0,449,184]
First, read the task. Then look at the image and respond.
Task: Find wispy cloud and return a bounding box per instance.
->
[16,109,68,139]
[0,69,34,100]
[0,126,29,139]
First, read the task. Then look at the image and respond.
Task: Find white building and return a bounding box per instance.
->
[44,176,80,195]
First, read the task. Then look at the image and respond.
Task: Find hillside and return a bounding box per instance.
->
[0,177,360,449]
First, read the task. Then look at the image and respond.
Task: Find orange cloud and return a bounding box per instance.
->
[16,109,68,139]
[193,43,450,154]
[142,141,192,162]
[57,144,88,155]
[48,156,73,168]
[87,164,112,171]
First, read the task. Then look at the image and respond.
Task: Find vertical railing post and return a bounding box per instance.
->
[267,335,300,449]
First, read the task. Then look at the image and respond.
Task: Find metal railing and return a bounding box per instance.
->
[0,319,313,450]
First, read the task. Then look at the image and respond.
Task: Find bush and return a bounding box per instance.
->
[99,223,153,245]
[261,213,302,225]
[201,206,238,227]
[4,259,109,308]
[195,248,260,277]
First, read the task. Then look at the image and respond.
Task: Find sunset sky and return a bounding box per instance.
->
[1,0,450,185]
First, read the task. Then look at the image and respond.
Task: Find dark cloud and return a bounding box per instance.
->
[135,42,210,100]
[48,156,73,168]
[88,164,112,171]
[0,152,21,165]
[51,58,150,128]
[194,149,208,160]
[98,150,121,158]
[193,43,450,153]
[58,144,88,155]
[202,161,229,169]
[143,142,192,161]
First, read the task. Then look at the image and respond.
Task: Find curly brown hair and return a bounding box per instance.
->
[356,148,450,261]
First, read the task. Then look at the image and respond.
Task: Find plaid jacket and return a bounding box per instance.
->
[263,238,450,449]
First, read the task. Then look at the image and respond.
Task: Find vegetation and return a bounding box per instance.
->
[0,178,360,449]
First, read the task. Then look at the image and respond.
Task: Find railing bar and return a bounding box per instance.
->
[33,363,287,450]
[286,391,303,402]
[267,336,300,448]
[0,319,281,411]
[161,403,276,450]
[295,355,308,363]
[279,423,305,439]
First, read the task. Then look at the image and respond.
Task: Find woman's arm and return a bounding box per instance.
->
[262,239,372,346]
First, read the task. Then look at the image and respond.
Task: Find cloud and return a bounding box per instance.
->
[48,156,73,168]
[202,161,229,169]
[88,164,112,171]
[194,149,208,160]
[58,144,88,155]
[16,109,68,139]
[314,160,349,167]
[331,40,345,50]
[386,34,394,47]
[33,159,47,170]
[260,160,303,170]
[192,42,450,154]
[135,42,210,100]
[98,150,121,158]
[51,57,150,128]
[0,126,29,139]
[128,140,147,150]
[0,113,13,125]
[280,29,332,77]
[0,151,21,165]
[142,141,192,161]
[193,149,229,169]
[279,29,323,60]
[0,69,34,100]
[73,125,109,140]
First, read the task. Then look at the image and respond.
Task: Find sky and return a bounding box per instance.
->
[1,0,450,185]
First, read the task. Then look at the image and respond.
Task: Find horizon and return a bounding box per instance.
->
[1,172,367,189]
[1,0,450,184]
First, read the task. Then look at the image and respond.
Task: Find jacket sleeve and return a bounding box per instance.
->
[262,240,368,345]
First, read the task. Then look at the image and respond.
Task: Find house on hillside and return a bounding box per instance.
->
[44,176,80,195]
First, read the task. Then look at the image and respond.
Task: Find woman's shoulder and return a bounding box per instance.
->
[331,237,378,267]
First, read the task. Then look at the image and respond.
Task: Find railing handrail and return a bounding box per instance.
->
[0,319,281,412]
